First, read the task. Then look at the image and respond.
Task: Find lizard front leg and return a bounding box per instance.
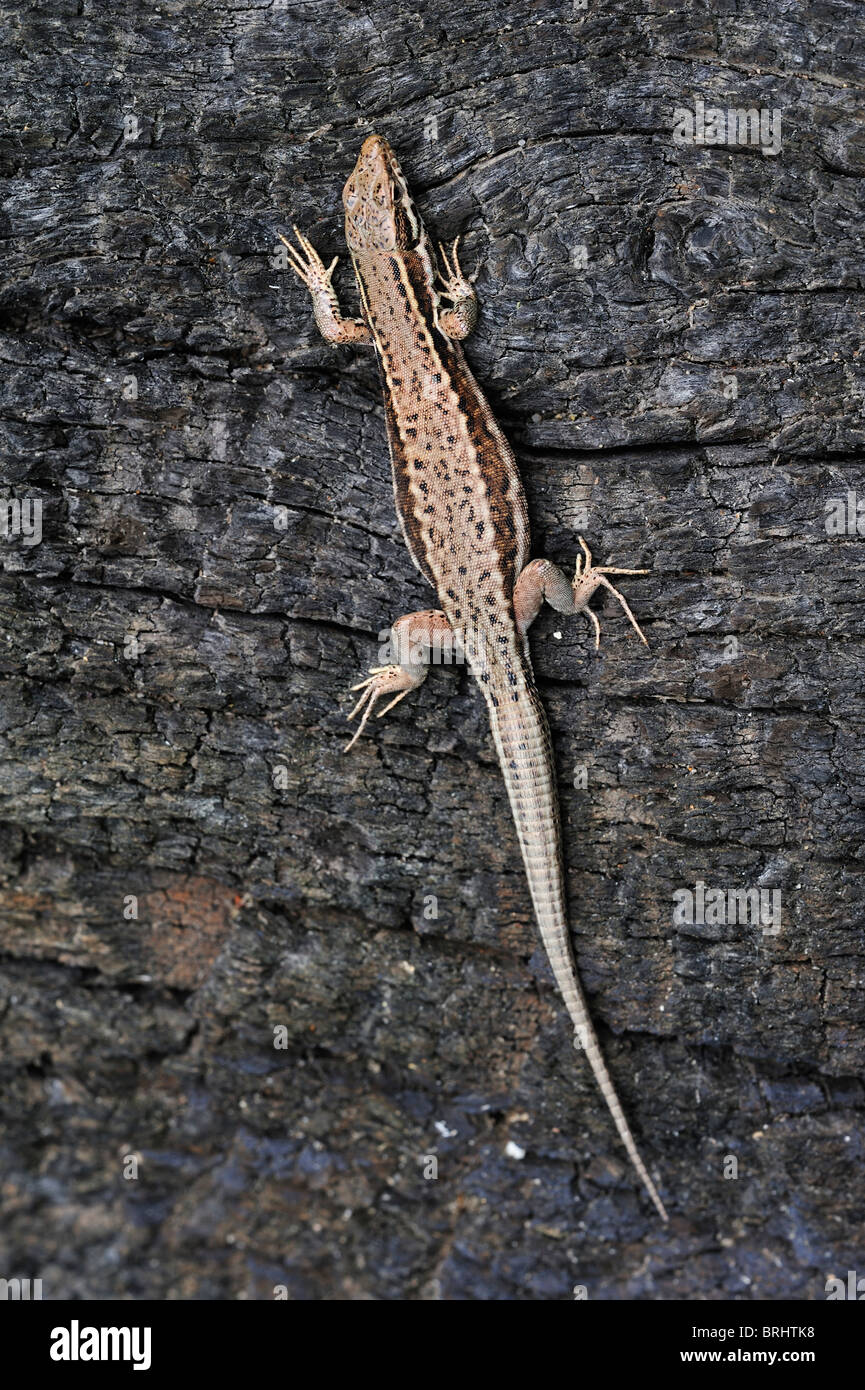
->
[514,537,649,650]
[345,609,456,751]
[282,226,373,345]
[436,237,478,340]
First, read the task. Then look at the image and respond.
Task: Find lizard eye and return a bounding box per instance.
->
[345,182,357,206]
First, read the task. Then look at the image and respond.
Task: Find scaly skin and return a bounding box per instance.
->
[284,135,667,1221]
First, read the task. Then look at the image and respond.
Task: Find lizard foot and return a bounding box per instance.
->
[280,225,371,345]
[437,236,472,300]
[345,665,417,752]
[437,236,477,339]
[280,225,339,296]
[573,536,649,650]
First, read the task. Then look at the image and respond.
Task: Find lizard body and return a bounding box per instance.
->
[285,135,667,1222]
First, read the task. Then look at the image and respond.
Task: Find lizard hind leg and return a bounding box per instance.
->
[514,539,650,649]
[575,536,649,646]
[344,609,455,752]
[345,666,416,751]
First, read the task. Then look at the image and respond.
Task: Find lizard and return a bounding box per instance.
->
[283,134,668,1222]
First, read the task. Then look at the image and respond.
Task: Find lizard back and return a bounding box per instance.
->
[344,138,530,667]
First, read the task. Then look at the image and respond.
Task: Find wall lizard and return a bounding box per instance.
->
[284,135,668,1222]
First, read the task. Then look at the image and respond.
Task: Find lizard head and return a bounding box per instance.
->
[343,135,424,254]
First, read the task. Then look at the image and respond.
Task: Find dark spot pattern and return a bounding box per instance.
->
[359,245,530,691]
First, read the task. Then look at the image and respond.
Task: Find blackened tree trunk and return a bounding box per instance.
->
[1,0,864,1299]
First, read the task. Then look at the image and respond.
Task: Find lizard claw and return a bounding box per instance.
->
[344,665,414,752]
[437,235,472,300]
[349,666,391,693]
[280,225,339,294]
[573,536,650,648]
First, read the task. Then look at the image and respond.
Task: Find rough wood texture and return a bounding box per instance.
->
[1,0,864,1300]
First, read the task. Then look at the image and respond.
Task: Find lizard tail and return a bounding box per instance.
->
[486,680,669,1222]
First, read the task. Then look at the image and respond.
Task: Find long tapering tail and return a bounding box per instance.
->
[486,677,668,1222]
